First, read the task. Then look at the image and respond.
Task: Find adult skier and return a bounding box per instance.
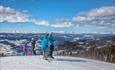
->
[48,32,55,59]
[31,38,36,55]
[41,33,49,60]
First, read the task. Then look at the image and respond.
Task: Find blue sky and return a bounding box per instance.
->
[0,0,115,33]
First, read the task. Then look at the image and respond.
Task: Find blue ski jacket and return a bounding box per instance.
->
[48,35,55,46]
[41,36,48,49]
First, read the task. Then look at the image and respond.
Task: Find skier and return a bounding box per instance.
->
[41,33,49,60]
[48,32,55,59]
[20,40,28,56]
[31,38,36,55]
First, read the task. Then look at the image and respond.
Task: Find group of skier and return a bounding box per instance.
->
[41,32,55,60]
[20,32,56,59]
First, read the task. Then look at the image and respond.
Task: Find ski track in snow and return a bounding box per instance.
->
[0,56,115,70]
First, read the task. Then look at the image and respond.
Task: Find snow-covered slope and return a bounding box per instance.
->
[0,56,115,70]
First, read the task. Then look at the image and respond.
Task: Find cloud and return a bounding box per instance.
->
[48,18,74,28]
[1,5,115,29]
[51,21,73,28]
[0,5,50,26]
[72,16,94,22]
[52,6,115,28]
[0,6,29,22]
[72,6,115,28]
[32,19,49,26]
[87,6,115,17]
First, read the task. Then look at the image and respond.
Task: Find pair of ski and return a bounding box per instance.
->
[43,57,55,62]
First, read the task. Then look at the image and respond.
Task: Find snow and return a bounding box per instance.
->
[0,56,115,70]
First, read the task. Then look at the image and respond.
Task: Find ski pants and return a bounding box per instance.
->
[48,45,54,56]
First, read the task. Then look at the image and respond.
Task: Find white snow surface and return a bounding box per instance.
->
[0,56,115,70]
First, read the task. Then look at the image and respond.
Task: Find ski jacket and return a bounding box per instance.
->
[41,36,48,49]
[48,35,55,46]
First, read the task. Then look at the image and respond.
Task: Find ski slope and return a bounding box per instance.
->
[0,56,115,70]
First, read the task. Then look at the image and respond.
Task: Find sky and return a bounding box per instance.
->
[0,0,115,33]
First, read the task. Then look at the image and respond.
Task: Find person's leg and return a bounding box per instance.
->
[49,45,54,58]
[25,49,27,56]
[44,52,48,57]
[48,45,51,56]
[33,47,36,55]
[42,48,48,59]
[43,52,48,60]
[24,48,26,56]
[42,50,46,58]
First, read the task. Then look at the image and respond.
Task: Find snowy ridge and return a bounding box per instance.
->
[0,56,115,70]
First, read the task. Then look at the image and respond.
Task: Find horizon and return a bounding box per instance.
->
[0,32,115,34]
